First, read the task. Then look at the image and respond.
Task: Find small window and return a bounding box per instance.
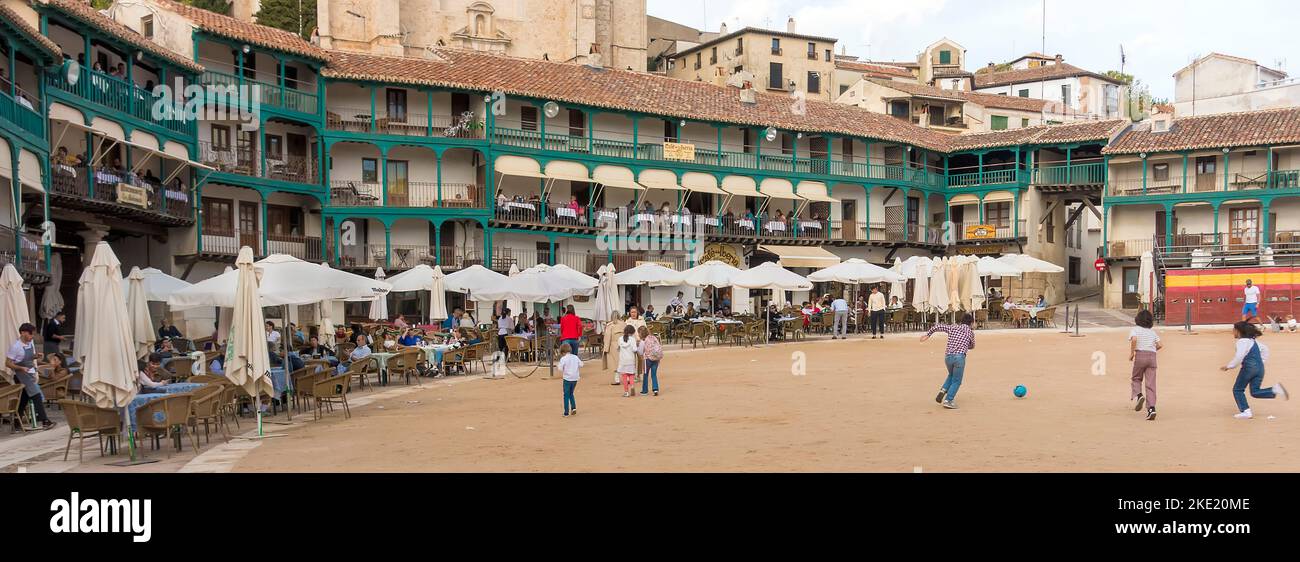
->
[771,38,781,55]
[361,158,378,183]
[807,42,816,60]
[211,125,232,150]
[769,62,784,89]
[736,38,744,55]
[1021,118,1030,128]
[265,134,283,159]
[839,84,850,96]
[695,53,701,70]
[1153,163,1170,182]
[141,15,154,38]
[521,106,538,131]
[991,115,1009,131]
[807,71,820,94]
[825,49,832,62]
[710,47,717,65]
[1018,89,1030,98]
[386,89,407,121]
[1061,84,1071,106]
[939,50,952,65]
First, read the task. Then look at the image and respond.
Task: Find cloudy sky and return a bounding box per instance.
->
[647,0,1300,100]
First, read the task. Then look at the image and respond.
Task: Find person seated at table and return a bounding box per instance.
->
[348,323,372,347]
[1003,299,1015,312]
[338,334,373,375]
[265,321,282,351]
[513,312,534,338]
[158,319,183,341]
[209,354,225,376]
[398,328,424,347]
[669,292,684,312]
[497,192,509,207]
[458,327,483,346]
[138,355,173,391]
[774,209,786,224]
[393,314,409,329]
[643,305,658,321]
[988,288,1002,299]
[1036,295,1047,308]
[683,303,699,320]
[39,353,71,381]
[378,332,400,351]
[625,306,647,333]
[141,169,161,189]
[766,304,782,341]
[299,335,335,359]
[568,195,582,214]
[720,294,732,312]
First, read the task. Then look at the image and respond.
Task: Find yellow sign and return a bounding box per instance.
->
[964,224,998,240]
[636,260,677,270]
[117,183,150,208]
[662,142,696,161]
[957,245,1005,256]
[701,243,740,267]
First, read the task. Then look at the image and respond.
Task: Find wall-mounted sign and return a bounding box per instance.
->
[964,224,998,240]
[956,245,1004,256]
[662,142,696,161]
[116,184,149,208]
[701,243,740,267]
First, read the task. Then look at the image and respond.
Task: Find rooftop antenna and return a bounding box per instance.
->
[1120,44,1127,76]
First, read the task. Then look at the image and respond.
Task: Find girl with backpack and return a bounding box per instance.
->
[638,326,663,396]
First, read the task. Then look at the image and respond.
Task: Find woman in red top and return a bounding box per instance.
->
[560,305,584,358]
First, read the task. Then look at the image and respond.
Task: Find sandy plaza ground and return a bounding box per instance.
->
[215,326,1300,473]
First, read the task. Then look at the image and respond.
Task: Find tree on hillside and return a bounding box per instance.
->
[255,0,317,40]
[1103,70,1135,85]
[185,0,233,15]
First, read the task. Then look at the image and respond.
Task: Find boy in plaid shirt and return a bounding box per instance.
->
[921,312,976,410]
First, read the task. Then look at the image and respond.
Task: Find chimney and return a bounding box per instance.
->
[230,0,262,23]
[719,22,728,35]
[1055,54,1064,65]
[786,17,796,34]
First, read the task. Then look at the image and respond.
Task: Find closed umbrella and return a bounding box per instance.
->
[593,264,621,332]
[911,259,931,311]
[966,259,986,312]
[888,258,907,304]
[1138,251,1155,307]
[946,257,962,312]
[126,267,154,360]
[0,265,28,363]
[226,247,274,436]
[75,242,137,410]
[929,258,951,314]
[429,265,448,323]
[39,254,63,320]
[214,266,234,346]
[368,268,389,321]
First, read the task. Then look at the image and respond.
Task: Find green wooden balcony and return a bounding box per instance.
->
[946,168,1026,188]
[0,90,44,140]
[47,66,194,137]
[200,70,318,116]
[1033,162,1106,186]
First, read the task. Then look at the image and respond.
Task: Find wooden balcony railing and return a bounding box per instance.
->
[49,164,194,222]
[198,141,319,185]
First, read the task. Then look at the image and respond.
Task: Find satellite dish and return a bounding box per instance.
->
[764,127,777,143]
[543,101,560,119]
[64,60,80,86]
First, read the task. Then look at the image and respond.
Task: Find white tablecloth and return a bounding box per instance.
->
[634,213,657,224]
[765,222,787,232]
[554,207,578,218]
[598,210,619,221]
[799,221,822,230]
[737,220,755,230]
[701,217,720,227]
[503,201,536,211]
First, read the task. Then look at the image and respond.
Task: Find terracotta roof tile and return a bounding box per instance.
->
[1103,107,1300,155]
[0,4,61,60]
[322,48,956,152]
[952,120,1128,151]
[834,60,913,78]
[974,62,1118,88]
[37,0,203,73]
[152,0,328,62]
[868,79,1051,113]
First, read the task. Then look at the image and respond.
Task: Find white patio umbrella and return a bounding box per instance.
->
[593,264,620,333]
[126,267,154,360]
[120,267,192,302]
[505,263,523,319]
[75,242,136,410]
[168,254,391,309]
[680,260,743,313]
[471,263,598,303]
[225,248,274,436]
[0,265,28,360]
[444,265,509,295]
[734,261,813,340]
[429,265,448,322]
[996,253,1065,302]
[1138,251,1155,307]
[384,264,437,292]
[929,257,951,314]
[214,267,234,347]
[614,262,684,287]
[808,258,905,284]
[911,258,931,311]
[368,268,389,321]
[977,256,1023,278]
[966,260,987,311]
[39,254,63,320]
[896,255,932,279]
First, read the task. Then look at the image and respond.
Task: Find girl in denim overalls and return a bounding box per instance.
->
[1221,322,1290,420]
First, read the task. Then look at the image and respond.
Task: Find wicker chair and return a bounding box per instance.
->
[168,357,197,380]
[781,319,804,341]
[973,309,989,330]
[135,394,197,455]
[1037,307,1057,329]
[59,400,123,461]
[687,322,712,348]
[290,366,325,413]
[0,383,24,430]
[188,374,228,385]
[345,359,375,391]
[1008,308,1031,328]
[818,313,834,334]
[186,385,228,445]
[464,342,490,373]
[392,349,423,385]
[888,309,907,333]
[313,374,352,420]
[443,348,468,375]
[505,335,533,363]
[39,375,72,409]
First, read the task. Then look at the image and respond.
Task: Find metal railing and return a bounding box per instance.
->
[1107,238,1153,258]
[1109,170,1300,196]
[47,66,193,136]
[0,225,45,276]
[326,106,486,138]
[201,228,262,256]
[49,163,194,221]
[956,220,1025,241]
[0,89,44,139]
[199,69,318,115]
[266,234,324,261]
[198,141,318,185]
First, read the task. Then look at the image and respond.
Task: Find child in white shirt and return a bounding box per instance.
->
[559,342,582,417]
[617,325,638,398]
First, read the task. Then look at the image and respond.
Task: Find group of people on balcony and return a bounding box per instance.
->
[0,68,37,110]
[492,191,825,234]
[49,146,188,201]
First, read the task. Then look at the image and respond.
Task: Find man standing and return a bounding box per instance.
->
[559,305,583,361]
[1242,279,1262,324]
[830,294,850,340]
[6,324,55,431]
[42,312,66,355]
[868,285,888,339]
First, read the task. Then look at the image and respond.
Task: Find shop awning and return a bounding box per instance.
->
[544,160,590,183]
[681,172,726,195]
[592,165,643,190]
[639,169,686,191]
[982,191,1015,204]
[796,181,839,203]
[758,178,801,200]
[494,155,548,179]
[949,194,980,205]
[50,118,214,179]
[758,245,843,268]
[721,176,762,198]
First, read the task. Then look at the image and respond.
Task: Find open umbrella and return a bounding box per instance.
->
[385,264,437,292]
[977,256,1022,278]
[369,268,389,321]
[429,265,448,323]
[75,242,137,410]
[680,260,743,314]
[444,264,510,294]
[121,267,192,302]
[615,262,684,286]
[169,254,390,308]
[39,254,63,320]
[126,267,155,360]
[0,265,28,363]
[996,253,1065,302]
[226,248,274,436]
[472,263,598,303]
[808,258,905,284]
[734,261,813,341]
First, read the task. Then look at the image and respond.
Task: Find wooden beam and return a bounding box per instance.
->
[1038,199,1060,226]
